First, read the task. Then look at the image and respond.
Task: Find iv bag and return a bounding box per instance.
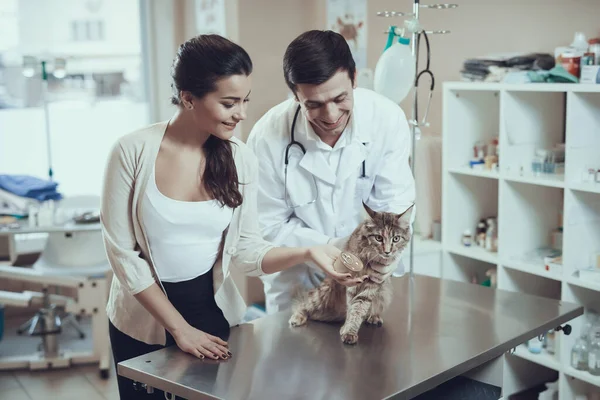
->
[374,40,415,104]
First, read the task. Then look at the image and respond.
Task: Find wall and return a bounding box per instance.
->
[365,0,600,234]
[236,0,324,139]
[164,0,600,146]
[17,0,141,57]
[142,0,183,122]
[159,0,600,237]
[146,0,325,138]
[367,0,600,137]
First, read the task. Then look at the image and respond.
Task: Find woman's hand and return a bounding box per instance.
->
[306,245,366,287]
[171,324,231,360]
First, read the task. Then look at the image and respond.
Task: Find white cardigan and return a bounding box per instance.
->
[101,121,274,345]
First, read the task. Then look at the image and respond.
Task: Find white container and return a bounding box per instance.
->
[528,337,543,354]
[374,37,416,104]
[580,65,600,84]
[589,43,600,65]
[571,32,589,52]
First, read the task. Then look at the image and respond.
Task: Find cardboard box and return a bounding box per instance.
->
[580,65,600,84]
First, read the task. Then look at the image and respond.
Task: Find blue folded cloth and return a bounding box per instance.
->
[0,175,63,201]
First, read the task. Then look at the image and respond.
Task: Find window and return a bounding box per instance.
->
[71,20,105,41]
[0,0,150,197]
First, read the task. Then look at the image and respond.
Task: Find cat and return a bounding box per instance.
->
[289,203,413,345]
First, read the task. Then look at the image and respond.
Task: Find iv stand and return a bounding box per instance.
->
[376,3,458,365]
[40,61,54,181]
[377,1,457,279]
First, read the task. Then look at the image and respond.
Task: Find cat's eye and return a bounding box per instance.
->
[393,236,400,242]
[375,235,383,242]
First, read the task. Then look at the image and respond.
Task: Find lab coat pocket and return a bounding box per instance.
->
[354,177,372,203]
[286,165,318,208]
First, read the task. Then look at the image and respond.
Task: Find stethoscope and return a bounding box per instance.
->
[284,105,366,209]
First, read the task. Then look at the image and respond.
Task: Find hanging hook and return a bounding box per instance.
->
[377,11,414,17]
[556,324,572,336]
[420,4,459,9]
[537,333,546,342]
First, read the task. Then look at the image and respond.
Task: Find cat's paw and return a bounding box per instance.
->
[366,315,383,327]
[341,332,359,345]
[340,325,359,344]
[289,312,307,327]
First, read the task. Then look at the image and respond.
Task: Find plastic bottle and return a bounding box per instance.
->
[528,337,543,354]
[572,331,589,371]
[485,218,497,252]
[374,35,415,104]
[556,32,589,79]
[571,32,589,53]
[462,230,472,247]
[545,329,556,355]
[589,326,600,376]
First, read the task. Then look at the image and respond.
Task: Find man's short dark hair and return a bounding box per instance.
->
[283,30,356,93]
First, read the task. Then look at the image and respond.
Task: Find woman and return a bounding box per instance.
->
[101,34,364,399]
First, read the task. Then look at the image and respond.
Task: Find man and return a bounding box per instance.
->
[247,30,415,314]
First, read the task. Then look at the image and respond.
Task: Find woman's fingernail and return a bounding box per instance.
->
[221,355,227,359]
[200,354,205,359]
[227,351,232,356]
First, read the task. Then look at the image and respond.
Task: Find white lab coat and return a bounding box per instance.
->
[246,88,416,314]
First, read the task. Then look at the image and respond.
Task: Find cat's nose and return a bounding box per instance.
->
[384,251,391,255]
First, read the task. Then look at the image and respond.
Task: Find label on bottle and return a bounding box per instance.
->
[572,353,580,368]
[589,353,597,370]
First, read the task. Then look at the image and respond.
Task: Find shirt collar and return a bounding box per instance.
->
[300,111,354,151]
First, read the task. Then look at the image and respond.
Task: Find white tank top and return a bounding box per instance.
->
[142,166,233,283]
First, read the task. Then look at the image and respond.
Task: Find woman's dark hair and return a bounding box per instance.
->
[170,34,252,209]
[283,30,355,93]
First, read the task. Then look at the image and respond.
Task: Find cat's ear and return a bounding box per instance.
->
[363,202,378,220]
[396,204,415,224]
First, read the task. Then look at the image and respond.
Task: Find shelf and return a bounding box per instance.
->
[564,366,600,388]
[566,274,600,293]
[513,344,561,372]
[448,167,499,179]
[444,82,504,91]
[412,235,442,255]
[503,173,565,188]
[444,82,600,93]
[442,82,600,396]
[445,244,499,265]
[569,181,600,194]
[503,259,562,282]
[504,84,600,93]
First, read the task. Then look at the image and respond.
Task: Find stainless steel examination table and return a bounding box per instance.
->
[117,275,582,399]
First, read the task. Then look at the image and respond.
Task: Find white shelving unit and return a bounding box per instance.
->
[442,82,600,399]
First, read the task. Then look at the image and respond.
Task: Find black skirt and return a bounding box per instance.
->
[161,267,230,343]
[109,267,230,399]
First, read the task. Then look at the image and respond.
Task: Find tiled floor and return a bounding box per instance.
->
[0,363,119,400]
[0,316,119,399]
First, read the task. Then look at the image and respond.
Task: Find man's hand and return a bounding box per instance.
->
[306,245,366,287]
